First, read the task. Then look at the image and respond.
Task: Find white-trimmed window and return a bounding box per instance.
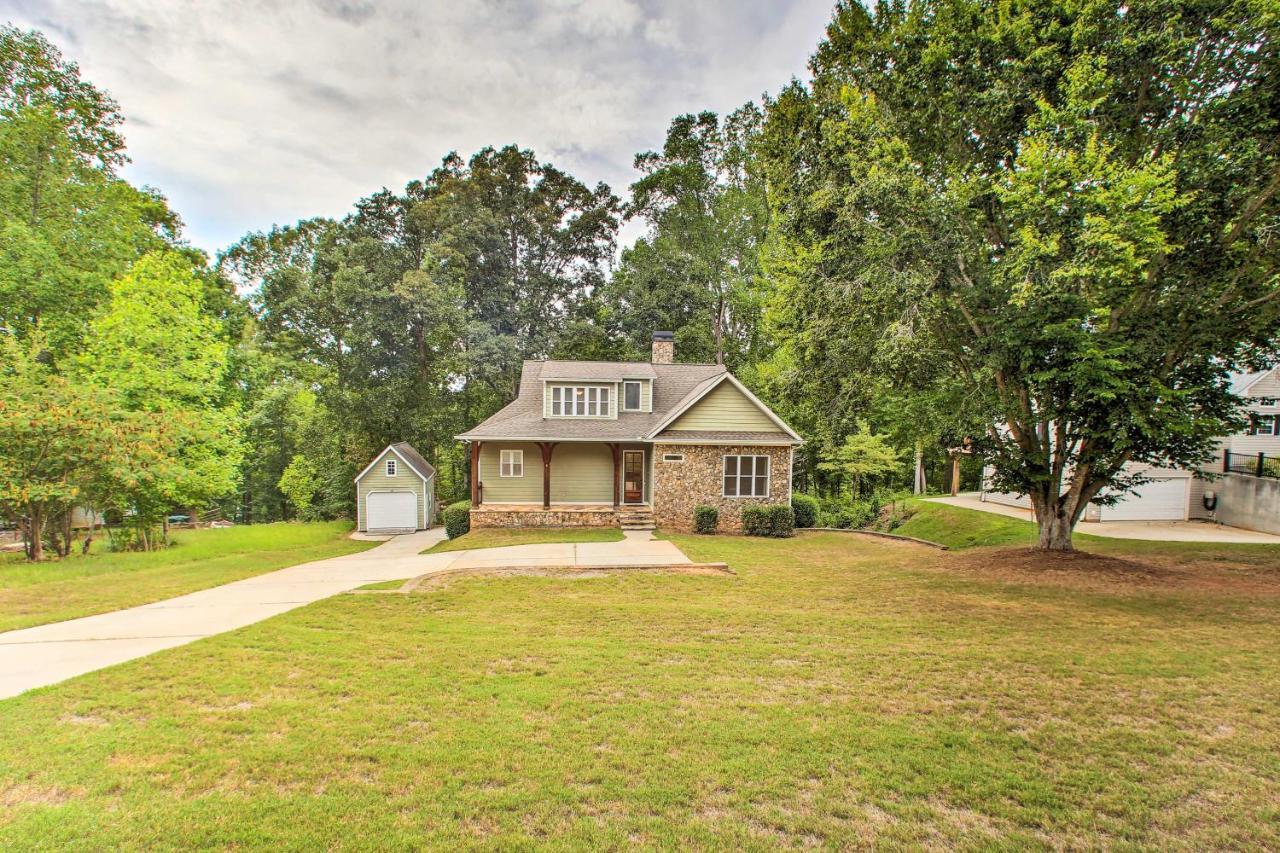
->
[385,458,397,477]
[550,385,611,417]
[623,380,642,412]
[662,453,685,463]
[723,455,770,498]
[499,449,524,477]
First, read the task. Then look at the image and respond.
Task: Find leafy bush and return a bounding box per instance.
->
[791,493,819,528]
[693,505,719,534]
[443,500,471,539]
[740,504,769,536]
[765,504,795,537]
[741,504,794,537]
[848,500,876,529]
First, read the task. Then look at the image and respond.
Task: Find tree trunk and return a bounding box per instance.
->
[1031,493,1077,552]
[714,290,726,365]
[27,505,44,561]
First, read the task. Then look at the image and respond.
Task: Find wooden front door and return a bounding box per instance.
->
[623,451,645,504]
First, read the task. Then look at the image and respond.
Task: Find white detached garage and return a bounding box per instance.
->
[982,465,1192,522]
[355,443,437,533]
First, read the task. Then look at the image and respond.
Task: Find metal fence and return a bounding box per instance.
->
[1223,450,1280,479]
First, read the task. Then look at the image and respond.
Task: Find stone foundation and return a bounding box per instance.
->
[652,444,792,533]
[470,507,619,528]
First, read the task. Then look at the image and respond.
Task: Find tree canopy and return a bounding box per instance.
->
[759,0,1280,549]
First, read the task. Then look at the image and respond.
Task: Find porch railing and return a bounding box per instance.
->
[1223,450,1280,479]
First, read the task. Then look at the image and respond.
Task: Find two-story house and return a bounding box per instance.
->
[455,332,802,532]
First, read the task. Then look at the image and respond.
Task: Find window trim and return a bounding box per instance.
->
[622,380,643,412]
[722,454,770,498]
[549,384,612,418]
[1247,413,1277,436]
[385,458,397,477]
[499,449,524,478]
[662,453,685,463]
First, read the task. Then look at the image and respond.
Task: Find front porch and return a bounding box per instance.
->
[467,440,652,512]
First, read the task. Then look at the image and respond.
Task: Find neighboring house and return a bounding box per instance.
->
[456,332,802,532]
[354,443,437,533]
[982,366,1280,522]
[1222,369,1280,458]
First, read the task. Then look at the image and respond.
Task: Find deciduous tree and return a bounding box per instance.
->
[762,0,1280,550]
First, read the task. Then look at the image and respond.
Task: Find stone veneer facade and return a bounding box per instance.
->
[470,507,618,528]
[652,443,792,533]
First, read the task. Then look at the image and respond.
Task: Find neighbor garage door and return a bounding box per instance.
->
[366,491,418,530]
[1101,478,1188,521]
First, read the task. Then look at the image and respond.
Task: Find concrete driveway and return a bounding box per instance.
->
[0,528,692,700]
[929,494,1280,544]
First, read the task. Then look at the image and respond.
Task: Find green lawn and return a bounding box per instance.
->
[894,499,1041,548]
[0,522,374,632]
[426,526,625,554]
[1,530,1277,847]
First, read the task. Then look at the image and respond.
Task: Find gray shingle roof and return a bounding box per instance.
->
[391,442,436,480]
[457,360,729,441]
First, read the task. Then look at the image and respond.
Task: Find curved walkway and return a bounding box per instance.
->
[0,529,691,700]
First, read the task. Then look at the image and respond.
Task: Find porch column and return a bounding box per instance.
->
[469,441,483,506]
[538,442,557,509]
[608,443,621,508]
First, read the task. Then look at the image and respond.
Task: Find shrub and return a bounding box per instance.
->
[790,493,819,528]
[740,504,769,536]
[443,500,471,539]
[848,500,876,529]
[765,504,795,537]
[693,505,719,534]
[741,504,794,537]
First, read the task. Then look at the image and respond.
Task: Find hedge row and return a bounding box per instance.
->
[741,504,795,538]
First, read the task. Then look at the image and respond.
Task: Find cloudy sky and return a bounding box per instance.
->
[3,0,836,256]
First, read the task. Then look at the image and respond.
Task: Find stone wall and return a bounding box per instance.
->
[652,443,792,532]
[470,507,618,528]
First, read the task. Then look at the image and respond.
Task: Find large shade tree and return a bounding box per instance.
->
[0,25,178,356]
[606,106,770,367]
[761,0,1280,550]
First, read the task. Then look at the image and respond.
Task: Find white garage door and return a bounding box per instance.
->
[366,491,418,530]
[1101,478,1188,521]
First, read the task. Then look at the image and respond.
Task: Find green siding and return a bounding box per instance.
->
[667,381,778,432]
[479,442,544,503]
[550,443,614,503]
[356,448,427,530]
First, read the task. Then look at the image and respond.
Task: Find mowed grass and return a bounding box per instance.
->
[895,499,1040,548]
[426,526,624,554]
[1,531,1278,848]
[0,522,373,631]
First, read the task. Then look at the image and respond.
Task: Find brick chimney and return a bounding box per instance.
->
[651,331,675,364]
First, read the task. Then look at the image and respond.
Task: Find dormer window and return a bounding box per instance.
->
[385,458,397,476]
[550,385,610,417]
[623,380,642,412]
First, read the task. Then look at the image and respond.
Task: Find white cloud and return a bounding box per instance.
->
[1,0,835,256]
